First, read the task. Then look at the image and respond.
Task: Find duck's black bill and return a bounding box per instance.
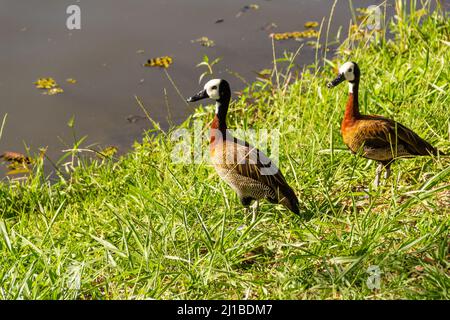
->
[327,73,345,88]
[186,89,208,102]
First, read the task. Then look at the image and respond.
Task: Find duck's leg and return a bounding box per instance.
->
[373,162,383,188]
[384,163,391,180]
[241,196,255,222]
[250,200,259,224]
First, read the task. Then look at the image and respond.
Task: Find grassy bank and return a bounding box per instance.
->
[0,2,449,299]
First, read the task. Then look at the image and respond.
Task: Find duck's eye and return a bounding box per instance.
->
[211,86,217,90]
[348,68,353,72]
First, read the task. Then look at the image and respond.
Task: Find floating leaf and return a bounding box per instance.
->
[144,56,173,68]
[136,49,145,54]
[45,87,64,95]
[1,151,32,175]
[35,77,64,95]
[66,78,77,84]
[270,29,319,41]
[215,19,224,24]
[304,21,319,28]
[192,36,215,47]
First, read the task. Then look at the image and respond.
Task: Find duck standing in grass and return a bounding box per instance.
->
[187,79,300,220]
[327,61,445,187]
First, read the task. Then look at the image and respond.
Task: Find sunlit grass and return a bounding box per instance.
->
[0,1,449,299]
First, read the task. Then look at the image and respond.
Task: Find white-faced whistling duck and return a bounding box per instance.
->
[187,79,300,220]
[327,61,446,187]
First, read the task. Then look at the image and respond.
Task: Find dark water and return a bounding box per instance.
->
[0,0,434,175]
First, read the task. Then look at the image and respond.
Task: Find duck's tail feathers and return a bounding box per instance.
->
[277,186,300,216]
[432,149,447,156]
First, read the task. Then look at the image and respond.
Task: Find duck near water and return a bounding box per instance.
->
[327,61,446,187]
[187,79,300,220]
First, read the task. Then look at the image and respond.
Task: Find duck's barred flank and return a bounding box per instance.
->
[211,140,300,215]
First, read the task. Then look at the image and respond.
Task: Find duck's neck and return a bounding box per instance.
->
[344,80,361,121]
[210,98,229,144]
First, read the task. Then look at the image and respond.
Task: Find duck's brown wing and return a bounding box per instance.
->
[218,139,300,215]
[360,116,440,157]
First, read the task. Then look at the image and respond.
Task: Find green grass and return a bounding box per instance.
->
[0,2,449,299]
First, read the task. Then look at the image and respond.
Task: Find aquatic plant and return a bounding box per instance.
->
[270,29,319,41]
[144,56,173,68]
[34,77,64,95]
[196,55,222,84]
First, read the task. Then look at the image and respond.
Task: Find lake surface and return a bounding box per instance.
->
[1,0,440,175]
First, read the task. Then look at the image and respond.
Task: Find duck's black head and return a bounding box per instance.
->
[327,61,361,89]
[186,79,231,104]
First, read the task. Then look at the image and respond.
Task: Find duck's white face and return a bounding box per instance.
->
[339,62,356,82]
[327,61,359,92]
[186,78,223,103]
[204,79,221,100]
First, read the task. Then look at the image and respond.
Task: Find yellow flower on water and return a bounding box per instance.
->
[144,56,173,68]
[270,29,319,41]
[35,77,57,89]
[35,77,64,95]
[304,21,319,28]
